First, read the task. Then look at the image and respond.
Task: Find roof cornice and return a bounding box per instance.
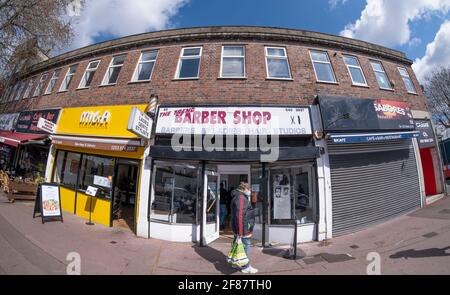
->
[22,26,412,77]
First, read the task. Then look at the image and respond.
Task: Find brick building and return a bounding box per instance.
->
[0,26,444,245]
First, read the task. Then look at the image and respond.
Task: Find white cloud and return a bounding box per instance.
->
[64,0,188,52]
[329,0,348,9]
[413,20,450,82]
[340,0,450,47]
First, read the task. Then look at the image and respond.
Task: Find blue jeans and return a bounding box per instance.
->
[220,204,227,227]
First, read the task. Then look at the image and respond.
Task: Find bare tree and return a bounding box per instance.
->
[424,67,450,128]
[0,0,79,77]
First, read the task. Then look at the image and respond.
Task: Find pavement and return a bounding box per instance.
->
[0,191,450,275]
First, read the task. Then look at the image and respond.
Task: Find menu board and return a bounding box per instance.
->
[34,183,63,223]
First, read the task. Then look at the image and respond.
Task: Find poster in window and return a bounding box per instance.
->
[273,185,291,220]
[41,184,62,217]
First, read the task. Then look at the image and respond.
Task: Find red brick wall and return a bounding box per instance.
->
[0,40,428,114]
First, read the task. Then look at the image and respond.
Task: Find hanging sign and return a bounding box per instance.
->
[155,106,312,136]
[37,117,57,134]
[127,107,153,139]
[33,183,63,223]
[414,119,436,148]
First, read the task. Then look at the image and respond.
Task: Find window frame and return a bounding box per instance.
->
[264,46,292,80]
[14,80,26,101]
[219,45,246,79]
[23,77,36,99]
[58,64,78,92]
[8,81,19,102]
[131,50,158,82]
[370,60,393,90]
[343,55,368,87]
[78,60,101,89]
[398,66,417,94]
[44,69,62,95]
[101,54,127,86]
[309,50,338,84]
[174,46,203,80]
[33,72,49,97]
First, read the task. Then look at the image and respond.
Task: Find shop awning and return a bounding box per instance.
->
[0,131,48,147]
[51,135,144,152]
[150,145,320,162]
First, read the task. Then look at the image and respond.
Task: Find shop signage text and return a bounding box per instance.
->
[15,109,60,134]
[127,107,153,139]
[37,117,57,134]
[80,111,111,126]
[319,96,415,132]
[414,119,435,148]
[156,106,312,135]
[330,131,420,144]
[56,104,148,138]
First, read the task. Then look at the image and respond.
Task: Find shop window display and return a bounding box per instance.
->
[269,164,316,225]
[152,162,200,224]
[53,151,81,188]
[79,155,115,199]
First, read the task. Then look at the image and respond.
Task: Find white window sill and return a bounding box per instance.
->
[57,90,68,93]
[316,80,339,85]
[128,79,151,84]
[266,77,293,81]
[217,76,247,80]
[99,83,117,87]
[351,83,370,88]
[76,87,90,90]
[379,87,395,92]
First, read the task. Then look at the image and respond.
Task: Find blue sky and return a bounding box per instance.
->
[68,0,450,83]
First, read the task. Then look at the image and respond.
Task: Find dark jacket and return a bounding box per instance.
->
[230,189,256,237]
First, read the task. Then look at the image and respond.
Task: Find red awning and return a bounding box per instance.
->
[0,131,48,147]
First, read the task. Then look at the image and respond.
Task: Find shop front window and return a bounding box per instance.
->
[251,164,264,224]
[269,164,316,225]
[152,162,200,224]
[53,151,81,188]
[79,155,114,199]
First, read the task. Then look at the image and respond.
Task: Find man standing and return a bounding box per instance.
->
[230,182,258,273]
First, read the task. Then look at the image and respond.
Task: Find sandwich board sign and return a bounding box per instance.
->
[33,183,63,223]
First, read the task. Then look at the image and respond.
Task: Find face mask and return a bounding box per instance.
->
[244,190,251,197]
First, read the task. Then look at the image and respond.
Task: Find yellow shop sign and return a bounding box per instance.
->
[56,104,148,138]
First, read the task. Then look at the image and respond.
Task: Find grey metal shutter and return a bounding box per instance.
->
[328,139,421,237]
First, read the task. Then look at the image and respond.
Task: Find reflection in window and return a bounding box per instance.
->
[265,47,291,79]
[221,46,245,78]
[102,55,126,85]
[79,155,114,199]
[152,163,199,224]
[53,151,81,188]
[310,50,336,83]
[343,55,367,86]
[176,47,202,79]
[398,67,417,94]
[370,61,392,90]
